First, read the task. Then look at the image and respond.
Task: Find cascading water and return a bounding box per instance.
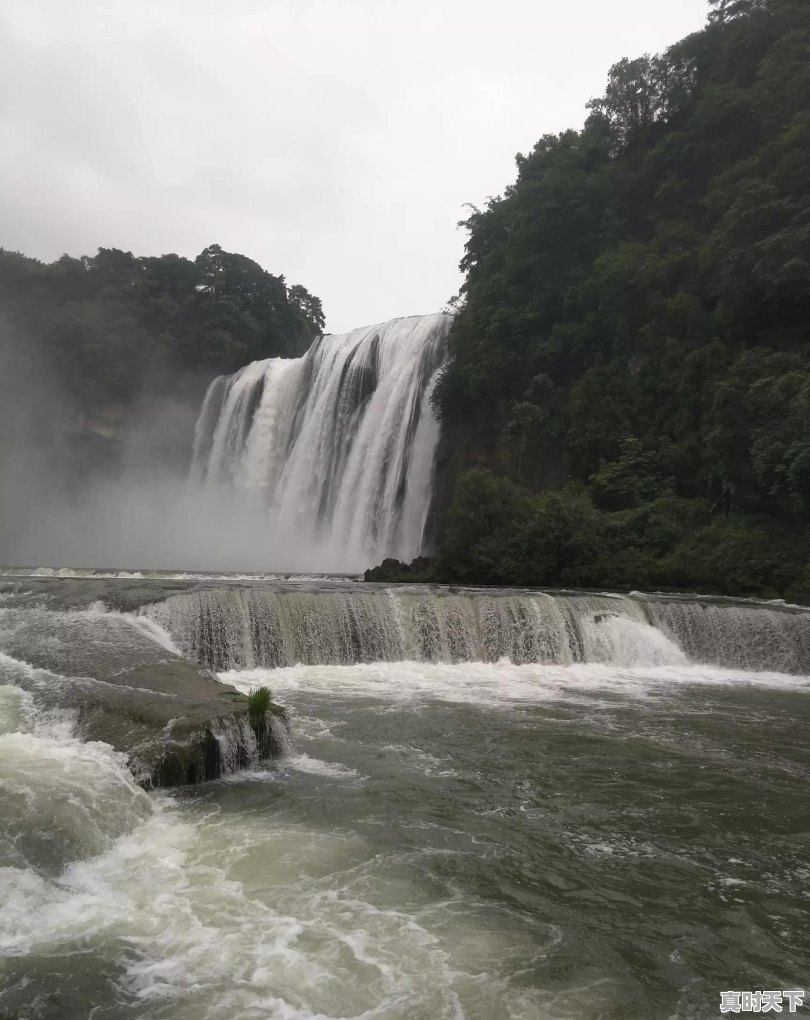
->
[191,313,451,571]
[142,586,810,674]
[643,596,810,674]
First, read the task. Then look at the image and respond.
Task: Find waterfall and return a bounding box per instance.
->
[191,313,451,571]
[143,587,810,674]
[642,596,810,674]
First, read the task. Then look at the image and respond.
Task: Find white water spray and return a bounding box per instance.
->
[192,313,451,571]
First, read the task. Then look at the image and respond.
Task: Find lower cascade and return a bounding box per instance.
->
[143,586,810,675]
[191,313,451,571]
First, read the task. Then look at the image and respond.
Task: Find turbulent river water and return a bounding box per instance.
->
[1,578,809,1019]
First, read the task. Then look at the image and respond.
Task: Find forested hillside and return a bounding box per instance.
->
[0,244,324,415]
[429,0,810,600]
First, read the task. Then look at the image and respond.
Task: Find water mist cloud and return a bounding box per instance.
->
[0,314,284,572]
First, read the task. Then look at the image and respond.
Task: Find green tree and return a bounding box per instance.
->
[0,243,325,417]
[430,0,810,601]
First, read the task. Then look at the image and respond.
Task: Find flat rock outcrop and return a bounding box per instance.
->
[0,583,288,787]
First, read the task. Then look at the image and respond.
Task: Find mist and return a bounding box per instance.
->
[0,309,446,575]
[2,470,333,574]
[0,314,320,574]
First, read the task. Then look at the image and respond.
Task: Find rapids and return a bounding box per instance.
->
[1,649,809,1019]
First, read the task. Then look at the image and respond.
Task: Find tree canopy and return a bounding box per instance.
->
[430,0,810,601]
[0,243,324,413]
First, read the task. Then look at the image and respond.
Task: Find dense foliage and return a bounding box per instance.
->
[430,0,810,600]
[0,243,324,414]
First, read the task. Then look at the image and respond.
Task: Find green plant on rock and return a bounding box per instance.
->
[247,686,273,732]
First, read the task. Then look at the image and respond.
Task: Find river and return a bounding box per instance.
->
[0,578,808,1018]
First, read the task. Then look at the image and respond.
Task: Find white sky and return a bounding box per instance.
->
[0,0,709,333]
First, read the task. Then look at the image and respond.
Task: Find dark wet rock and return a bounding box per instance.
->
[364,556,434,582]
[0,594,290,788]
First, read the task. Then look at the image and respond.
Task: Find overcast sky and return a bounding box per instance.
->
[1,0,709,334]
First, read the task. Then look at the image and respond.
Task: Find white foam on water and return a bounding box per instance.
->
[0,650,55,692]
[220,658,810,713]
[380,744,456,777]
[281,753,362,781]
[220,752,362,784]
[0,714,153,882]
[0,677,563,1019]
[217,754,359,783]
[580,615,688,668]
[0,683,33,735]
[292,714,345,739]
[2,772,560,1019]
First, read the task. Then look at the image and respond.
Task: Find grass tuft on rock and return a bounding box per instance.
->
[247,686,273,731]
